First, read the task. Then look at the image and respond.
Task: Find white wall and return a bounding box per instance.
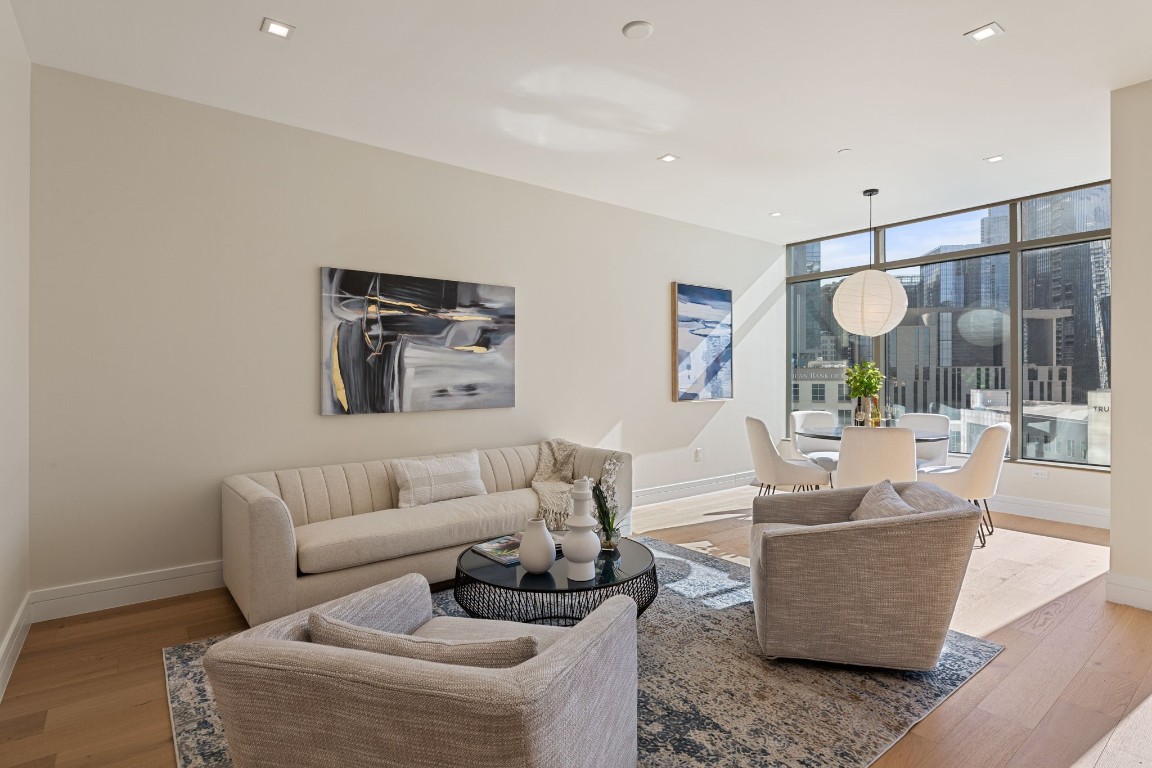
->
[994,463,1109,529]
[28,68,785,596]
[1108,77,1152,609]
[0,0,30,692]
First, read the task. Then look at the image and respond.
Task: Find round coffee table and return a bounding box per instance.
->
[453,538,659,626]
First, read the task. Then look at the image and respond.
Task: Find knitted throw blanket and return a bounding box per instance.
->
[532,438,579,530]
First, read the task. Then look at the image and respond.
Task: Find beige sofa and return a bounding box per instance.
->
[222,444,632,626]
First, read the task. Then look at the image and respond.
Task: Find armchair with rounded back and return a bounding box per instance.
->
[789,410,839,471]
[746,416,830,494]
[835,426,917,488]
[203,574,639,768]
[919,422,1011,540]
[897,412,951,468]
[749,482,981,670]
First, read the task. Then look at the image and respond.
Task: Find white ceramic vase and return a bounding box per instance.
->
[562,477,600,581]
[519,518,556,574]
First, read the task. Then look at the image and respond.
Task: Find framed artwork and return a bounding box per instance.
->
[321,267,515,414]
[673,282,733,402]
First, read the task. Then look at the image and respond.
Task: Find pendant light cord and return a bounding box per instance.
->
[863,188,879,263]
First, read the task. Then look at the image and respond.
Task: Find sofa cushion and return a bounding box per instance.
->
[850,480,919,521]
[391,450,488,508]
[295,488,538,574]
[308,613,537,668]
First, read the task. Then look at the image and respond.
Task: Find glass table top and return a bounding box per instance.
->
[456,537,655,592]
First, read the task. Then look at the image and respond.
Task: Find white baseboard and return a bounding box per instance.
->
[1106,572,1152,611]
[991,494,1109,529]
[29,561,224,623]
[634,471,757,506]
[0,593,31,701]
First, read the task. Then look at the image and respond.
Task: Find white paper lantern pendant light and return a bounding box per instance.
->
[832,189,908,337]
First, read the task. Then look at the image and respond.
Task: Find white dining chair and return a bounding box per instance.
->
[918,423,1011,546]
[790,410,839,471]
[746,417,831,495]
[897,413,951,468]
[835,427,917,488]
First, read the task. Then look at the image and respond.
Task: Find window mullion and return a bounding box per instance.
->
[1009,201,1023,462]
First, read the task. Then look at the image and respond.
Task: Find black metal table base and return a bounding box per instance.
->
[454,564,659,627]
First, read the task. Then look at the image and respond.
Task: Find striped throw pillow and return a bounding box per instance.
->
[391,450,488,508]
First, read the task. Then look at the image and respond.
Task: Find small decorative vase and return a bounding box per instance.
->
[870,395,882,427]
[855,396,869,426]
[519,518,556,574]
[599,530,620,550]
[562,478,601,581]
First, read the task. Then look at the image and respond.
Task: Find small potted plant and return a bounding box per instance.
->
[844,361,884,426]
[592,478,621,550]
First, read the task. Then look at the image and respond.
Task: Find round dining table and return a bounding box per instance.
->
[794,426,949,443]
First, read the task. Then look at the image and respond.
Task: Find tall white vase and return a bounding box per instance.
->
[563,477,600,581]
[519,518,556,574]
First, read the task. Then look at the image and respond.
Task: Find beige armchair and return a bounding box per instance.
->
[750,483,981,671]
[204,574,638,768]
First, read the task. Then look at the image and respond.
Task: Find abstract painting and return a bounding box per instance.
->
[673,282,733,401]
[321,268,515,414]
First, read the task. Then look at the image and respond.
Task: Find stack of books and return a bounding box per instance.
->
[471,530,566,566]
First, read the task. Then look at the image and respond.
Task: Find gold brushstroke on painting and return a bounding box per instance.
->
[452,346,489,353]
[370,296,429,313]
[331,334,349,412]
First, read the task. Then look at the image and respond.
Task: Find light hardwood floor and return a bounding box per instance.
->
[0,486,1138,768]
[637,486,1151,768]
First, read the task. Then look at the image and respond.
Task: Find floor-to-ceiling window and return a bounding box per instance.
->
[786,182,1111,468]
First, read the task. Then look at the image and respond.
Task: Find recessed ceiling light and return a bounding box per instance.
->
[769,212,783,217]
[984,155,1005,163]
[657,154,679,163]
[622,20,654,40]
[260,17,294,39]
[965,22,1004,42]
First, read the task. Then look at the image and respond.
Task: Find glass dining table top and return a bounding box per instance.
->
[794,426,949,443]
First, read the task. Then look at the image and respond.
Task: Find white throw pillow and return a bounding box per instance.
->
[391,450,488,508]
[850,479,919,521]
[308,613,537,668]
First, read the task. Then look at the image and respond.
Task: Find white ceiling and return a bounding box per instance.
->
[11,0,1152,244]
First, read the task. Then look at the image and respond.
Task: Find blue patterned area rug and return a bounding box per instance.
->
[164,536,1002,767]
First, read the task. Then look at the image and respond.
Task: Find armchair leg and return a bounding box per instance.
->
[982,499,995,535]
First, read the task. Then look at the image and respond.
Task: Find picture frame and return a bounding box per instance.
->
[672,282,734,402]
[321,267,515,414]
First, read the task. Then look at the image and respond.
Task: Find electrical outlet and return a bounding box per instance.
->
[1031,469,1049,480]
[693,447,704,463]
